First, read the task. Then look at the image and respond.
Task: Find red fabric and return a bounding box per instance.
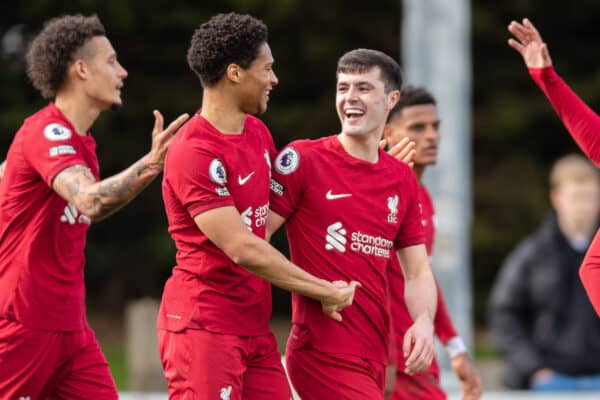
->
[0,318,117,399]
[529,66,600,316]
[158,328,291,400]
[270,135,425,364]
[286,324,386,400]
[0,102,99,331]
[529,66,600,166]
[158,113,276,336]
[391,365,445,400]
[388,186,457,398]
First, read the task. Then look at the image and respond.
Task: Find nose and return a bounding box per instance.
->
[118,62,128,80]
[271,69,279,87]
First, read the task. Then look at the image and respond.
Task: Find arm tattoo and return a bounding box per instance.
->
[53,158,160,222]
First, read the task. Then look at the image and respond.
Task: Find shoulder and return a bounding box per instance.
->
[22,106,72,142]
[272,138,322,176]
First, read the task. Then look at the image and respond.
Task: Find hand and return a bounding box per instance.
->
[321,280,361,322]
[507,18,553,69]
[381,137,416,168]
[531,368,555,384]
[384,364,397,399]
[450,353,482,400]
[403,314,435,374]
[145,110,190,171]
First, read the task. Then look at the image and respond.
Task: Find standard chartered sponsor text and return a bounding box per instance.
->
[350,231,393,258]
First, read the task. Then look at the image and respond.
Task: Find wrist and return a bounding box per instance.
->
[446,336,467,359]
[141,153,163,175]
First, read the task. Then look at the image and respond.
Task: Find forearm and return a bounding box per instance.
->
[0,160,5,182]
[530,66,600,165]
[54,154,161,222]
[404,267,437,323]
[231,235,336,302]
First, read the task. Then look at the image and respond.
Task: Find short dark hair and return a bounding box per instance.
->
[336,48,402,93]
[388,85,436,122]
[187,12,268,87]
[26,14,105,99]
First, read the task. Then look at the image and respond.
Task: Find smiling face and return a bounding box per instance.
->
[79,36,128,110]
[386,103,440,167]
[236,42,278,115]
[336,67,397,138]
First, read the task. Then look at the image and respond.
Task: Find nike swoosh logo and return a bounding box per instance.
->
[326,190,352,200]
[238,172,255,185]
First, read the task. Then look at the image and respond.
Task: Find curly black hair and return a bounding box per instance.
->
[388,85,436,122]
[26,14,105,99]
[337,48,402,94]
[187,12,268,87]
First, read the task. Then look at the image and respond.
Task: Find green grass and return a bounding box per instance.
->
[103,342,128,390]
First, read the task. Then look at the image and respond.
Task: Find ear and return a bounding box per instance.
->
[388,90,400,110]
[70,59,89,81]
[226,64,243,83]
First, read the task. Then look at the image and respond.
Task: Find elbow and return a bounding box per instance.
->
[226,238,263,268]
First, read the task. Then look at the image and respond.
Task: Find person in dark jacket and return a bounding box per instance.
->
[489,154,600,391]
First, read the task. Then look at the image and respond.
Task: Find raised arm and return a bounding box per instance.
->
[509,18,600,165]
[396,244,437,375]
[195,205,359,322]
[52,111,188,222]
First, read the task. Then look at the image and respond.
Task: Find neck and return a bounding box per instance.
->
[54,89,101,136]
[414,164,426,183]
[557,216,596,242]
[337,132,380,163]
[200,86,246,134]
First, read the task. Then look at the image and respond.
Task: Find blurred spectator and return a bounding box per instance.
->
[489,154,600,391]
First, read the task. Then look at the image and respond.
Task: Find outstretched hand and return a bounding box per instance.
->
[507,18,552,69]
[146,110,190,170]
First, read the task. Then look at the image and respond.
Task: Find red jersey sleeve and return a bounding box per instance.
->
[166,144,234,218]
[269,144,308,219]
[394,169,426,249]
[23,120,91,187]
[530,66,600,166]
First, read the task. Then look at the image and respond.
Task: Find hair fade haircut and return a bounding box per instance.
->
[187,12,268,87]
[26,14,105,99]
[336,48,402,93]
[388,85,436,122]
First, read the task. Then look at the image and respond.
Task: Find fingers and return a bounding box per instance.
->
[379,139,387,150]
[152,110,164,138]
[507,38,525,54]
[386,137,415,164]
[164,113,190,137]
[403,330,434,374]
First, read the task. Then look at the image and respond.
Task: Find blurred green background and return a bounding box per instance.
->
[2,0,600,389]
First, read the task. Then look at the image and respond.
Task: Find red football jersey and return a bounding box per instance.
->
[158,113,276,336]
[388,186,458,374]
[270,135,425,364]
[0,102,99,331]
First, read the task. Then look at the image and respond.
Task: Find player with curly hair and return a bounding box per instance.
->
[0,14,189,398]
[157,12,359,399]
